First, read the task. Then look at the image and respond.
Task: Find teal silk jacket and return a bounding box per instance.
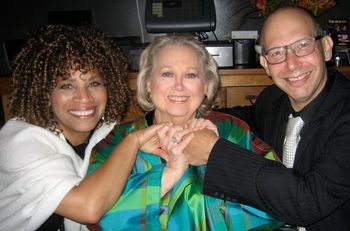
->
[88,111,282,230]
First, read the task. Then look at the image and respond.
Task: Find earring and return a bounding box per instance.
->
[195,110,202,118]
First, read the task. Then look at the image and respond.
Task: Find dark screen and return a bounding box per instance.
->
[152,0,203,18]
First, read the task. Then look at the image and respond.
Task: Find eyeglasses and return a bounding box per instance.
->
[263,35,323,64]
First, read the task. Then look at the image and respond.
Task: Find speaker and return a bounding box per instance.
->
[232,39,256,67]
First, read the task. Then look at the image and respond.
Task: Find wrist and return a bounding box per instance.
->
[161,165,186,196]
[126,132,141,149]
[165,163,187,176]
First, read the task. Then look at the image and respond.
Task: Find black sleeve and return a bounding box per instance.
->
[203,138,279,208]
[202,139,340,226]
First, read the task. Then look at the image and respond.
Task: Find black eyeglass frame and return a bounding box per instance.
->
[262,35,324,65]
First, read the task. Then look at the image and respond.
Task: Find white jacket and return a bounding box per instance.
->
[0,118,115,231]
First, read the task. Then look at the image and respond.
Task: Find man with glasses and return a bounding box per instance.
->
[183,6,350,231]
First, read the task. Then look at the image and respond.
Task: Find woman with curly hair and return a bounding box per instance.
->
[0,24,166,231]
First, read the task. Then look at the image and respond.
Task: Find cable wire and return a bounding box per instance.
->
[136,0,145,43]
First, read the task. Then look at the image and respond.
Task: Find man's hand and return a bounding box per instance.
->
[183,128,218,166]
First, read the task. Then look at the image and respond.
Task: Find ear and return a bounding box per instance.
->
[321,35,334,62]
[259,55,271,77]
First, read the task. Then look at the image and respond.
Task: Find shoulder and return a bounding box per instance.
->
[0,119,57,144]
[0,119,72,169]
[1,118,38,134]
[324,70,350,109]
[324,70,350,118]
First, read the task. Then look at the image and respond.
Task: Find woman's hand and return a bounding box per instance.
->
[157,124,194,196]
[132,123,170,162]
[157,125,193,166]
[187,118,218,136]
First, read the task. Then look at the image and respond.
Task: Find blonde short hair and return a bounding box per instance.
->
[137,34,220,115]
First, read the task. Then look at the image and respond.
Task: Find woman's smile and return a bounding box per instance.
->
[167,95,190,103]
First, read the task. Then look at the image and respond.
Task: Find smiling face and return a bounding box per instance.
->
[147,44,207,125]
[50,69,107,145]
[260,8,333,111]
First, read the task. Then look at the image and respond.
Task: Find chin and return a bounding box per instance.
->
[168,109,191,115]
[74,122,99,132]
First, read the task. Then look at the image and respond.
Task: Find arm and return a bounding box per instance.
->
[56,123,166,223]
[189,117,350,226]
[157,125,193,196]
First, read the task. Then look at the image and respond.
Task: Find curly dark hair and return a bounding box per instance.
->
[10,24,130,129]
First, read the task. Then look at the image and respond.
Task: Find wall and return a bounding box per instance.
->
[1,0,350,75]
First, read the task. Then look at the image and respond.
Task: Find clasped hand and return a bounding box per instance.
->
[133,119,219,167]
[131,118,218,196]
[156,118,218,170]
